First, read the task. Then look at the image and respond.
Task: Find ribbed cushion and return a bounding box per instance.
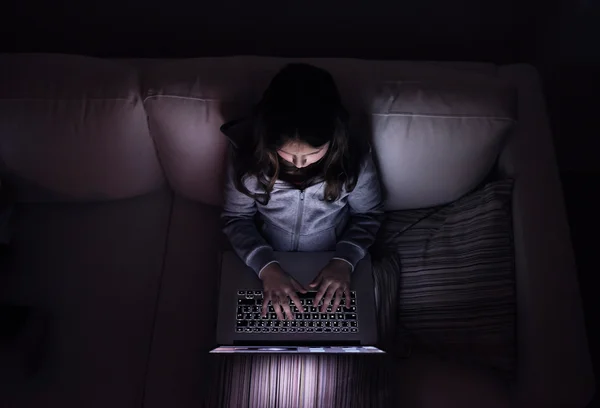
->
[375,179,516,374]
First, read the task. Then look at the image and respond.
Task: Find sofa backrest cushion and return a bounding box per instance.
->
[368,81,516,209]
[0,54,165,202]
[142,57,515,209]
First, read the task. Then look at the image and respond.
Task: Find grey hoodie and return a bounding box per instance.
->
[221,120,384,276]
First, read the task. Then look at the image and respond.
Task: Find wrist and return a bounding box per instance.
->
[259,262,281,280]
[330,258,352,273]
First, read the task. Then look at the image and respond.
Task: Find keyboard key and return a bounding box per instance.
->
[248,321,256,327]
[337,313,344,319]
[244,313,252,320]
[274,321,281,327]
[345,313,357,320]
[280,328,288,333]
[297,328,306,333]
[351,328,358,333]
[272,328,279,333]
[295,313,303,320]
[310,306,318,313]
[290,321,298,327]
[320,313,327,320]
[350,322,357,327]
[312,313,319,320]
[333,321,340,327]
[306,328,314,333]
[289,328,297,333]
[324,321,332,327]
[238,298,254,305]
[329,314,336,320]
[236,320,247,327]
[253,328,261,333]
[303,313,311,320]
[252,313,261,320]
[342,328,349,332]
[324,328,332,333]
[262,328,269,333]
[342,322,349,328]
[283,321,290,327]
[266,321,273,327]
[236,328,244,333]
[333,328,340,333]
[351,292,356,299]
[299,321,307,327]
[254,291,262,295]
[270,313,277,320]
[315,328,323,333]
[237,313,243,319]
[307,321,315,328]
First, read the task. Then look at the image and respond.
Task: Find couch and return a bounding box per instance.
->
[0,54,594,407]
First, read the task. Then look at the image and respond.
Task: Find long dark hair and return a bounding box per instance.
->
[232,63,367,205]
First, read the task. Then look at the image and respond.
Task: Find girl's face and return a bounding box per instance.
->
[277,140,330,168]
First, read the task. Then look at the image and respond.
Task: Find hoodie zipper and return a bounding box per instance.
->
[292,190,305,250]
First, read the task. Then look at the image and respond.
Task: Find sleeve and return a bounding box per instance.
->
[332,152,384,271]
[221,161,278,277]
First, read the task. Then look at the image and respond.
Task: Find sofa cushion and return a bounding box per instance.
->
[0,189,172,408]
[142,195,226,408]
[374,179,516,374]
[140,57,505,206]
[369,81,516,210]
[0,54,165,202]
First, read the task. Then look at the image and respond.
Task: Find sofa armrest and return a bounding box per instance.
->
[498,64,595,407]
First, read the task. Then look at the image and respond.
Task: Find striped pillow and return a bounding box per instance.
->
[373,179,516,375]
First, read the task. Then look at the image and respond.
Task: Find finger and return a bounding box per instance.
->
[291,279,308,294]
[322,284,339,313]
[345,286,352,310]
[331,286,344,312]
[287,289,304,314]
[262,292,271,317]
[313,281,329,308]
[280,294,294,320]
[309,274,322,288]
[273,295,285,320]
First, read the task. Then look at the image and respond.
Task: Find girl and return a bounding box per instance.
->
[221,63,383,321]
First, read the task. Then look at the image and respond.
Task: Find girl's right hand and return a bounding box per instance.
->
[260,263,307,320]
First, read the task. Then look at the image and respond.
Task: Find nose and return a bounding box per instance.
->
[293,157,307,168]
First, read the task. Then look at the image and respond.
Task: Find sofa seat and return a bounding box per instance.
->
[0,189,172,408]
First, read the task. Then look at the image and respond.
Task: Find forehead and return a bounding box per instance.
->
[279,140,327,155]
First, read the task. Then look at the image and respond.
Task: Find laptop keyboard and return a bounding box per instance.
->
[235,290,358,334]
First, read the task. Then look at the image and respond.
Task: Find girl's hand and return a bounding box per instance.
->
[260,263,307,320]
[309,259,352,313]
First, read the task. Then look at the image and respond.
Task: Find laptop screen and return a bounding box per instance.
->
[210,346,385,353]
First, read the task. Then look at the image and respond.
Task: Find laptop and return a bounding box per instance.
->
[210,251,384,354]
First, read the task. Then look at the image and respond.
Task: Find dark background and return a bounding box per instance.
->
[2,0,599,403]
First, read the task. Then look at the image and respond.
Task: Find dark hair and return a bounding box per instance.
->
[232,63,367,205]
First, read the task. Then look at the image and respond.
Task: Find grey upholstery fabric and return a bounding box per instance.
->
[142,195,226,408]
[0,54,165,202]
[0,190,172,408]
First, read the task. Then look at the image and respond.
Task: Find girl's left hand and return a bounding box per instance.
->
[309,259,352,313]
